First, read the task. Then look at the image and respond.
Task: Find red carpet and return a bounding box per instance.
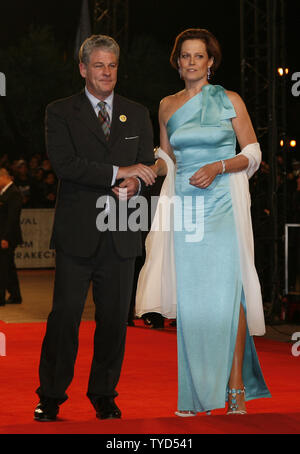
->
[0,319,299,434]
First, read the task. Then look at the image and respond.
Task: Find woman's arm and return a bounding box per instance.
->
[190,91,258,188]
[229,91,257,149]
[151,98,177,177]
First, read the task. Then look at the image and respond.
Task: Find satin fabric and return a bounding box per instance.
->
[169,84,270,411]
[135,148,177,319]
[229,143,265,335]
[136,84,271,412]
[135,145,265,336]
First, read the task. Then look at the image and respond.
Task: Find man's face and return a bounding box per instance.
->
[79,47,118,100]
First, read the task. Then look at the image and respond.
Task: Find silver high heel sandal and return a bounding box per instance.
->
[226,387,247,415]
[175,410,211,417]
[175,410,197,417]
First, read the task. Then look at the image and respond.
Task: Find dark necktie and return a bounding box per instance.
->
[97,101,110,140]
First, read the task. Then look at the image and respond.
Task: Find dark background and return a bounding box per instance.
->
[0,0,299,150]
[0,1,299,308]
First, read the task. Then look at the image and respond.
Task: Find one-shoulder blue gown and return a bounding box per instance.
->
[166,84,271,413]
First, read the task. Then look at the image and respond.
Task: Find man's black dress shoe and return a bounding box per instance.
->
[142,312,164,329]
[94,397,121,420]
[34,399,59,422]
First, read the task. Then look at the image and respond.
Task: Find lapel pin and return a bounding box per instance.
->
[119,115,127,123]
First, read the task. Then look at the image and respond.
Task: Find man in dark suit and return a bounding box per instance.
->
[34,35,156,422]
[0,168,23,306]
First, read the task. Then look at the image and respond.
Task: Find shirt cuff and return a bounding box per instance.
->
[112,166,119,186]
[132,177,142,198]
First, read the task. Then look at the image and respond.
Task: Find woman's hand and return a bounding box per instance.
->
[189,162,221,188]
[150,158,168,177]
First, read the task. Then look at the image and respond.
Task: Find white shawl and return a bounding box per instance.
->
[135,143,266,336]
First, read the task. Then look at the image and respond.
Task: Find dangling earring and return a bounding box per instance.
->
[207,67,211,80]
[177,59,183,79]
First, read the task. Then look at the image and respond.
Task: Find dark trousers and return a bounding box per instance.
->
[0,247,21,304]
[37,231,136,405]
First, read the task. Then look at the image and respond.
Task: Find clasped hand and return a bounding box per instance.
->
[113,163,157,200]
[189,162,220,188]
[112,177,140,200]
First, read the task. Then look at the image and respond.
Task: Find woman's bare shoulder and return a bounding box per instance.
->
[225,90,246,110]
[159,91,184,121]
[160,91,183,108]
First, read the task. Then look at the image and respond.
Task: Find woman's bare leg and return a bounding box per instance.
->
[228,304,247,413]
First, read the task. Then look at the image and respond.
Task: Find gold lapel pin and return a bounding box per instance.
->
[119,115,127,123]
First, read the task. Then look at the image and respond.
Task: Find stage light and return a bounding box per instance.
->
[278,68,284,76]
[277,68,289,77]
[280,140,284,147]
[290,140,296,148]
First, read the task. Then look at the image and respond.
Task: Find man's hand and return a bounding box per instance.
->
[112,177,140,200]
[117,164,156,186]
[1,240,9,249]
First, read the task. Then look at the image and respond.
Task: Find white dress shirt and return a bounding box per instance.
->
[84,87,141,204]
[85,87,118,184]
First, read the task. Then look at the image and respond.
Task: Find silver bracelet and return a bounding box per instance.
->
[221,160,226,174]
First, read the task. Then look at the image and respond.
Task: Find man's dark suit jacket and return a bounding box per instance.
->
[0,183,23,248]
[46,90,155,259]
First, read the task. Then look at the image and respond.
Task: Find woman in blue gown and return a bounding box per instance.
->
[152,29,271,415]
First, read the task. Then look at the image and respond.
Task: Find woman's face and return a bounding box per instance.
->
[178,39,214,83]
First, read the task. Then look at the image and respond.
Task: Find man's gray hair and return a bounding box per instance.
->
[79,35,120,65]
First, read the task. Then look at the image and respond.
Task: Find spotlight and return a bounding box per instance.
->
[277,68,289,76]
[278,68,284,76]
[290,140,296,148]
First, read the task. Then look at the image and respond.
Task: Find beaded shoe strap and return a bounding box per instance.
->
[228,387,245,412]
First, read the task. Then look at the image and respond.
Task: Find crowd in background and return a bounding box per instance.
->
[0,152,57,209]
[0,151,299,219]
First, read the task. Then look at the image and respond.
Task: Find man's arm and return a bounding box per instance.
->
[113,106,156,200]
[136,107,156,197]
[136,106,156,168]
[46,106,114,189]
